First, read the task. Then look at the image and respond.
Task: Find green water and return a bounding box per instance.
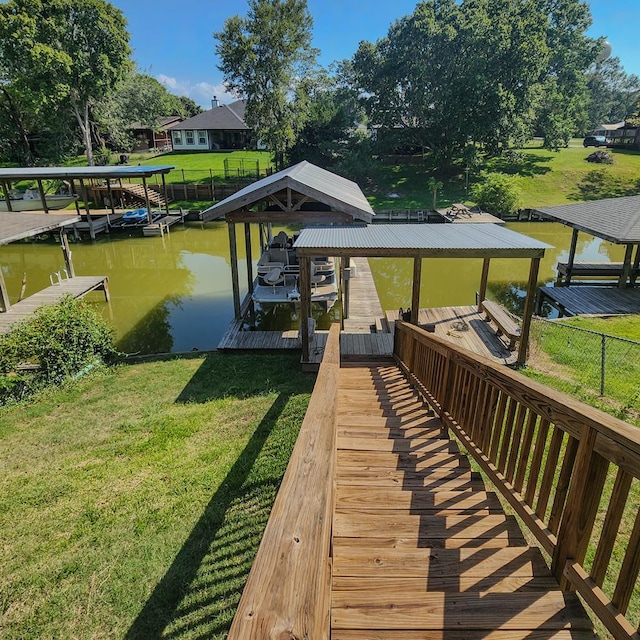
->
[0,221,629,354]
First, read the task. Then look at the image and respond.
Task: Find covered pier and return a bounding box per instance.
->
[294,223,550,366]
[0,165,175,238]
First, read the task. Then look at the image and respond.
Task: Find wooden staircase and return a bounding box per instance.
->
[332,363,597,639]
[119,183,170,208]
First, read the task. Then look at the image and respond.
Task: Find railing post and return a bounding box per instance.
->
[552,424,609,589]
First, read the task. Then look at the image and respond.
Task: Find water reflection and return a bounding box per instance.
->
[0,221,629,354]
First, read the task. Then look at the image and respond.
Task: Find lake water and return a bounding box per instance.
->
[0,221,629,354]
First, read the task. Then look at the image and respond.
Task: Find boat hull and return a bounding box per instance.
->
[0,195,77,212]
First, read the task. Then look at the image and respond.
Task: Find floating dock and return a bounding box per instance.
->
[0,275,110,335]
[538,286,640,317]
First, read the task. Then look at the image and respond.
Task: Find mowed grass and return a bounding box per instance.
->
[0,352,314,639]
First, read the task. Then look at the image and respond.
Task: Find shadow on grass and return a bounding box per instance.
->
[484,152,553,177]
[125,393,291,639]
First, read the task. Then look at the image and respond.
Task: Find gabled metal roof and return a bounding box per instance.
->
[201,161,375,223]
[0,212,80,245]
[534,196,640,244]
[0,165,174,181]
[294,223,550,258]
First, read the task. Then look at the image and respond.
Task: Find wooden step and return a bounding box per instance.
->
[334,534,528,549]
[331,591,593,631]
[336,487,502,512]
[334,512,522,541]
[337,434,455,454]
[332,629,597,639]
[336,468,486,491]
[338,450,470,471]
[333,546,550,578]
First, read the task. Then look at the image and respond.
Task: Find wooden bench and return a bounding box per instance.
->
[481,300,521,350]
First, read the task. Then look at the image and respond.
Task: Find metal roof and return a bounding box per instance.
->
[294,223,550,258]
[0,165,174,181]
[534,196,640,244]
[0,212,80,245]
[201,161,375,223]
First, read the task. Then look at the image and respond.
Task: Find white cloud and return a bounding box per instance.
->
[156,74,237,109]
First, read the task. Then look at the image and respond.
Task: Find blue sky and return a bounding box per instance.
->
[109,0,640,109]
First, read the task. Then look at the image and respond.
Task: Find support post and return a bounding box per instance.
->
[342,257,351,321]
[60,231,75,277]
[300,256,311,363]
[411,256,422,324]
[161,173,169,216]
[1,181,13,212]
[228,222,241,319]
[78,178,95,240]
[631,244,640,286]
[244,223,254,295]
[142,176,153,224]
[36,179,49,213]
[478,257,490,312]
[70,179,81,215]
[517,257,540,366]
[565,228,579,286]
[106,179,115,215]
[618,243,634,289]
[0,263,11,312]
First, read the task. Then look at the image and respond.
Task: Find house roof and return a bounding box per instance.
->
[171,100,249,131]
[201,161,375,223]
[129,116,182,131]
[0,212,80,245]
[293,223,550,258]
[597,121,626,131]
[534,196,640,244]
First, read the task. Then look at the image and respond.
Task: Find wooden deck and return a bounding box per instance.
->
[539,285,640,316]
[387,305,517,365]
[332,363,596,639]
[0,275,109,334]
[344,256,385,333]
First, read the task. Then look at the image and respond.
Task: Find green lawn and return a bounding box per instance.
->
[0,353,314,639]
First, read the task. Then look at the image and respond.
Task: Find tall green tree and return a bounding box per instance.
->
[215,0,317,169]
[0,0,131,165]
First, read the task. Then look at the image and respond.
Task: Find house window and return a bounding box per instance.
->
[185,130,195,145]
[198,130,207,145]
[173,130,183,145]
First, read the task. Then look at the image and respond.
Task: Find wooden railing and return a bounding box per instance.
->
[227,323,340,640]
[394,321,640,640]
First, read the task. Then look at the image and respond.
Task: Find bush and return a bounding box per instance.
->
[471,172,522,218]
[0,296,117,403]
[586,150,613,164]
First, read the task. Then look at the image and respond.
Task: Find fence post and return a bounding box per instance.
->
[600,334,606,397]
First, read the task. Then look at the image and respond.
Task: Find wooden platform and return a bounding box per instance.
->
[332,364,596,639]
[142,214,183,237]
[0,275,109,335]
[343,257,385,333]
[539,286,640,317]
[555,261,636,285]
[387,305,517,364]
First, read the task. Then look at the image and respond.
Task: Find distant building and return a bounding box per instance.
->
[170,98,253,151]
[129,116,183,152]
[593,121,640,149]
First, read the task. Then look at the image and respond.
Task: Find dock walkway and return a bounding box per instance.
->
[0,275,109,335]
[344,257,385,333]
[539,286,640,317]
[332,362,595,639]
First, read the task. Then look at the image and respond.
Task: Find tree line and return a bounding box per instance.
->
[0,0,201,166]
[216,0,640,173]
[1,0,639,172]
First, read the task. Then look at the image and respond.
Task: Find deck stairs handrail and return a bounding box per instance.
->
[394,320,640,640]
[227,323,340,639]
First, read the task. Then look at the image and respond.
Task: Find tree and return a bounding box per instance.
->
[215,0,317,168]
[0,0,131,165]
[471,173,522,218]
[173,96,203,119]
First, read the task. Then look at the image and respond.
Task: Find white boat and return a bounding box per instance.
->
[0,189,77,212]
[252,231,338,309]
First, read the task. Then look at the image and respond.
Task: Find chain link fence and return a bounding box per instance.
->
[527,317,640,416]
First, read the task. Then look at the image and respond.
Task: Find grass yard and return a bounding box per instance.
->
[0,352,314,639]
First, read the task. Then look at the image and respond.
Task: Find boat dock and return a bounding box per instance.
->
[0,275,110,335]
[538,285,640,317]
[142,214,183,237]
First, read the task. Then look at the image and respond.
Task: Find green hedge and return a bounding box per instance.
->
[0,296,116,403]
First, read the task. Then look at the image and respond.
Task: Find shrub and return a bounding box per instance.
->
[0,296,117,403]
[471,172,522,218]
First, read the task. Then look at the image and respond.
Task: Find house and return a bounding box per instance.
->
[593,120,640,149]
[129,116,183,152]
[170,98,252,151]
